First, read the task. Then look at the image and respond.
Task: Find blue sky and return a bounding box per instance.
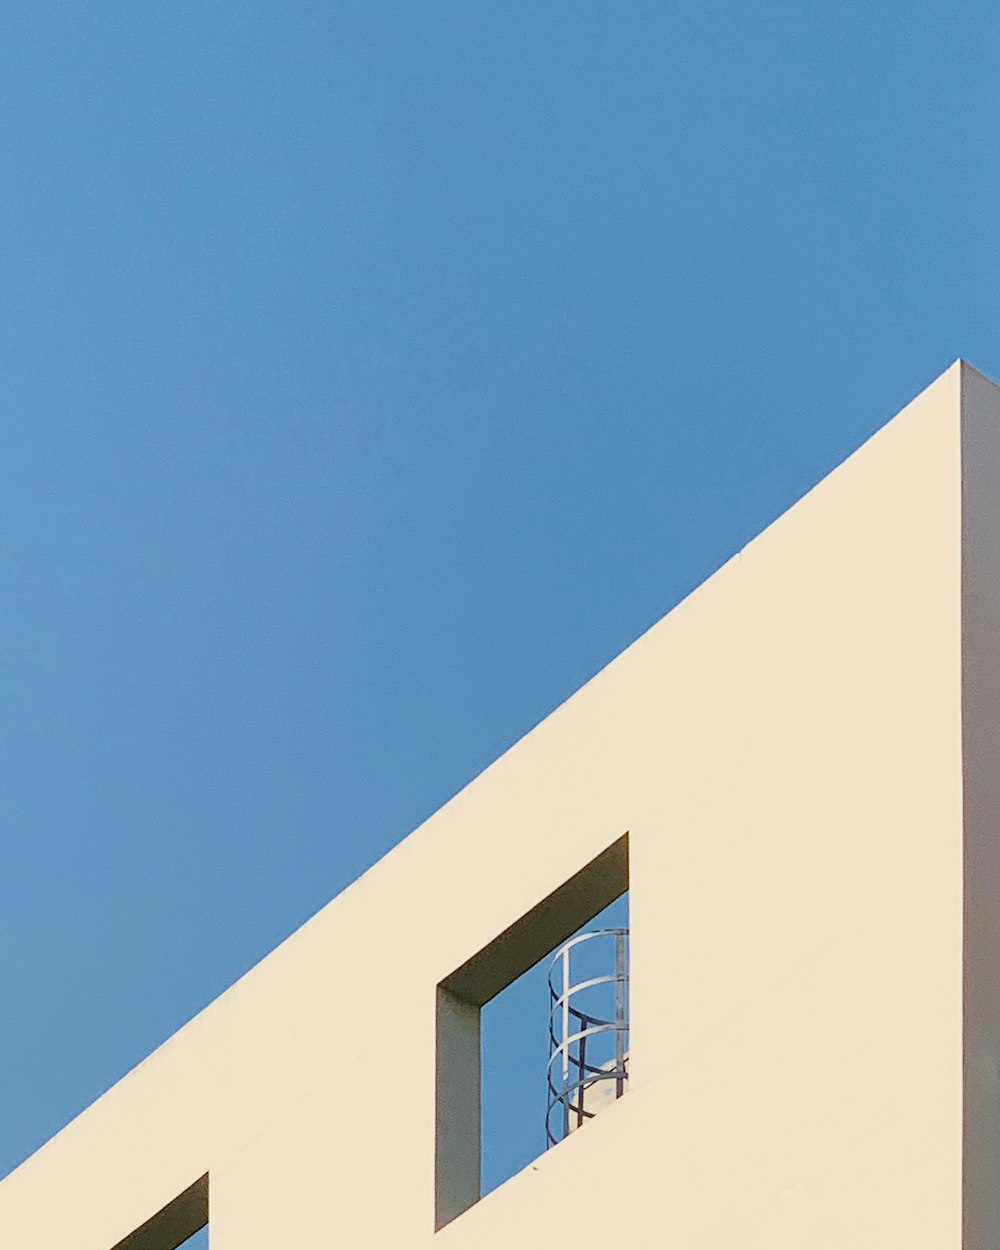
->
[3,0,1000,1220]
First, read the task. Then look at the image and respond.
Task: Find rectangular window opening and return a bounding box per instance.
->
[177,1230,208,1250]
[435,833,629,1230]
[110,1175,208,1250]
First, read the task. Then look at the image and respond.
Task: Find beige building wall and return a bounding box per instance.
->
[2,360,997,1248]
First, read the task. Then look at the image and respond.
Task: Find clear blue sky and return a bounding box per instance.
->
[2,0,999,1212]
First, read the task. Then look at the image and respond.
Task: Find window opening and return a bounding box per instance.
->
[481,892,628,1195]
[546,919,629,1147]
[177,1232,208,1250]
[436,834,629,1229]
[109,1175,208,1250]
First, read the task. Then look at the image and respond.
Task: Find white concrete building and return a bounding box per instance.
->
[2,360,999,1248]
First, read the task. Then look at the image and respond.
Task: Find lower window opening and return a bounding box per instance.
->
[109,1174,207,1250]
